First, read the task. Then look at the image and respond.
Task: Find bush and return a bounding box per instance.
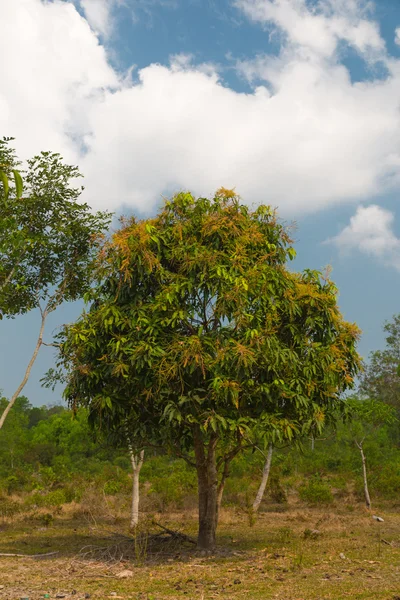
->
[114,456,131,470]
[24,489,67,508]
[103,480,122,495]
[36,512,54,526]
[143,459,197,511]
[64,483,83,503]
[0,495,21,520]
[42,489,67,507]
[5,475,21,495]
[268,470,287,503]
[298,479,333,505]
[373,466,400,499]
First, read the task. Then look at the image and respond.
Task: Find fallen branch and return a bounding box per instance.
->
[152,521,196,545]
[0,551,59,558]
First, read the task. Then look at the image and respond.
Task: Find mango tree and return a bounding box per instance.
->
[56,189,362,549]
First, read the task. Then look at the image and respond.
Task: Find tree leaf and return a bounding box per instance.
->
[13,170,23,199]
[0,170,9,201]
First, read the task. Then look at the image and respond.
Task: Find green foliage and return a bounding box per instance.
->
[143,458,197,510]
[42,490,67,508]
[103,480,123,495]
[298,478,334,505]
[360,314,400,413]
[0,138,112,318]
[59,191,361,447]
[5,475,21,495]
[268,469,287,503]
[36,512,54,526]
[0,137,22,203]
[25,489,67,509]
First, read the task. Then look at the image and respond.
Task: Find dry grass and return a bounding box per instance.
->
[0,502,399,599]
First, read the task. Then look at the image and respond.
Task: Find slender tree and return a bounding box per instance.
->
[56,189,362,549]
[345,396,396,510]
[0,139,111,429]
[252,443,274,513]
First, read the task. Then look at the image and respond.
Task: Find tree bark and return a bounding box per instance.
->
[194,427,219,550]
[129,449,144,529]
[0,307,47,430]
[356,440,371,510]
[252,443,273,513]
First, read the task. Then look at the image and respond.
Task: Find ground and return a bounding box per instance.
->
[0,504,399,599]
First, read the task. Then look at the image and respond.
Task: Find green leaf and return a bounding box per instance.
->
[13,170,23,199]
[0,170,9,201]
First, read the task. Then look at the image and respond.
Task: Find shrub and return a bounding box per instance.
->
[0,496,21,520]
[64,483,83,503]
[373,467,400,499]
[144,460,197,511]
[114,456,131,470]
[103,480,122,495]
[5,475,21,495]
[42,489,67,507]
[24,489,67,508]
[36,512,54,526]
[268,470,287,503]
[298,479,333,505]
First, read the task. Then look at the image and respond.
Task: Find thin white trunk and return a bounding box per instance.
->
[0,308,47,430]
[253,444,273,513]
[129,449,144,529]
[356,440,371,510]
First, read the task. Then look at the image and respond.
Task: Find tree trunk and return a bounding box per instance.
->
[356,440,371,509]
[252,444,273,513]
[129,449,144,529]
[194,427,218,550]
[0,308,47,430]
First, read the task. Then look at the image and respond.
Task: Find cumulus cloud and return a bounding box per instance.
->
[79,0,115,37]
[0,0,118,164]
[2,0,400,216]
[325,205,400,270]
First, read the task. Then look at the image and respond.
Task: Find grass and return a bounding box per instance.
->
[0,502,399,599]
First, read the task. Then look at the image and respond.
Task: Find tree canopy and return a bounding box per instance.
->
[57,189,362,549]
[359,314,400,412]
[0,138,111,318]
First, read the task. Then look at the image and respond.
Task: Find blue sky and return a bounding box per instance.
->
[2,0,400,406]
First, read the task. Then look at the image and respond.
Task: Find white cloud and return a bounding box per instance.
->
[395,27,400,46]
[2,0,400,217]
[79,0,115,37]
[0,0,118,164]
[234,0,385,60]
[325,205,400,270]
